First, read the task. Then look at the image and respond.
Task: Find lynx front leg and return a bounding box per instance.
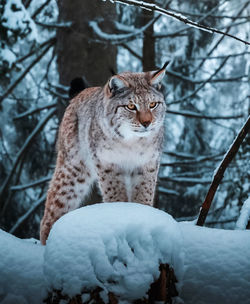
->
[131,162,160,206]
[96,163,128,202]
[40,159,94,245]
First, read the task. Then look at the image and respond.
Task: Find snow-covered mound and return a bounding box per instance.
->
[179,222,250,303]
[44,203,184,302]
[0,230,46,304]
[1,202,250,304]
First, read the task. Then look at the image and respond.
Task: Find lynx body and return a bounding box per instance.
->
[40,68,167,244]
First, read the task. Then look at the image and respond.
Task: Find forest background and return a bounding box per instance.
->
[0,0,249,239]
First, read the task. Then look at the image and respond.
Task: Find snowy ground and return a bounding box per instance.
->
[0,202,250,303]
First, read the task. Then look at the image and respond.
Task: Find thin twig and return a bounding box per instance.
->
[13,102,57,120]
[9,194,46,234]
[0,39,56,104]
[0,108,56,214]
[192,2,249,74]
[10,175,52,191]
[110,0,250,45]
[32,0,51,19]
[197,115,250,226]
[161,152,223,167]
[167,56,230,105]
[166,109,243,120]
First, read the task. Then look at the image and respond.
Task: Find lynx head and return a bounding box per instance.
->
[103,64,168,140]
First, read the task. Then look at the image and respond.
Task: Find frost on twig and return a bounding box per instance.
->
[109,0,250,45]
[197,115,250,226]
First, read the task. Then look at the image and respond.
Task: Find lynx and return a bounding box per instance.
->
[40,65,167,245]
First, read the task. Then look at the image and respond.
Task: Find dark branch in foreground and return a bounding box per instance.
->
[110,0,250,45]
[197,115,250,226]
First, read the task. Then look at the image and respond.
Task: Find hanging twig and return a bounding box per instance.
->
[110,0,250,45]
[197,115,250,226]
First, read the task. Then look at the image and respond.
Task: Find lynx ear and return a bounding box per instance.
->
[150,61,169,87]
[108,76,128,94]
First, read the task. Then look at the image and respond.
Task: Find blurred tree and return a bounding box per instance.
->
[56,0,118,204]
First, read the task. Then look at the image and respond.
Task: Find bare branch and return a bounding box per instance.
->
[89,17,156,43]
[167,56,230,105]
[32,0,51,19]
[168,8,249,20]
[191,51,250,60]
[121,43,142,61]
[161,152,224,167]
[192,2,249,73]
[10,176,52,191]
[35,21,72,29]
[13,102,57,120]
[0,108,56,214]
[159,176,219,185]
[110,0,250,45]
[15,37,56,64]
[166,109,244,120]
[197,115,250,226]
[0,39,56,104]
[157,186,180,196]
[9,194,46,234]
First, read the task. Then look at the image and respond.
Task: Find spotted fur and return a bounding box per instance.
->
[40,69,166,245]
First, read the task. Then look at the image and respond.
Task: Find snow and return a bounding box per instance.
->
[179,222,250,303]
[235,197,250,230]
[44,203,184,301]
[0,48,16,68]
[2,0,37,41]
[0,229,46,304]
[1,202,250,303]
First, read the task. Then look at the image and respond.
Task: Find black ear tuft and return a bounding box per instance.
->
[69,77,88,99]
[161,60,170,71]
[109,67,116,76]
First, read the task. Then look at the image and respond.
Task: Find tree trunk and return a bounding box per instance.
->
[57,0,117,87]
[141,0,155,71]
[56,0,117,204]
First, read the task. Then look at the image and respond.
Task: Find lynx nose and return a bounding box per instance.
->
[141,120,151,128]
[138,111,152,128]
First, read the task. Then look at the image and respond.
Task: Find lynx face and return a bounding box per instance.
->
[104,71,166,140]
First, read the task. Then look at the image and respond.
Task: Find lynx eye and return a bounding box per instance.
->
[126,103,137,111]
[149,102,157,109]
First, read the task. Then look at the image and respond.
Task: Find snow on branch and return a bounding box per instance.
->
[197,115,250,226]
[89,17,155,43]
[235,197,250,230]
[109,0,250,45]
